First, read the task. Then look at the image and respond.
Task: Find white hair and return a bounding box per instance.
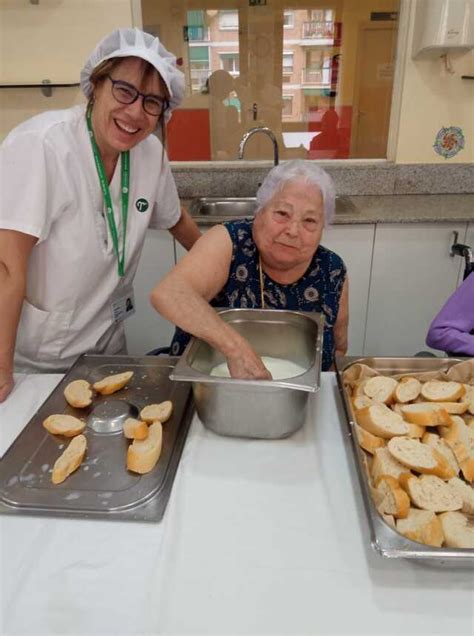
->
[255,160,336,226]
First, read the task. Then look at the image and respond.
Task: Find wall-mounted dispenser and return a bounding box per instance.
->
[412,0,474,58]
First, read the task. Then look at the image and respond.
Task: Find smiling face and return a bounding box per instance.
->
[253,179,325,280]
[90,57,166,161]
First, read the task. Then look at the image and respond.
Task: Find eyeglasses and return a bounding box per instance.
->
[107,75,168,117]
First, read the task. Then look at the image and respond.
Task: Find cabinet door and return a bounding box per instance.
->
[174,224,209,262]
[365,223,467,356]
[321,224,375,356]
[124,230,176,355]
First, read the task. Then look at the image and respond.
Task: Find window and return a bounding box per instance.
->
[218,10,238,30]
[283,11,294,28]
[189,45,210,93]
[282,95,293,117]
[283,52,294,74]
[219,53,239,76]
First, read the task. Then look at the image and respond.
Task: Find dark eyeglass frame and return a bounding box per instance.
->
[107,75,169,117]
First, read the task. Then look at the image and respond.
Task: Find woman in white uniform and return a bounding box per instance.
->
[0,28,201,402]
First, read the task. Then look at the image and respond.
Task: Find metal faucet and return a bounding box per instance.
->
[238,127,279,165]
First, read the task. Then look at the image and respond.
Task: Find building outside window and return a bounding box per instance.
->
[282,95,293,117]
[283,10,294,28]
[219,52,240,76]
[218,10,238,30]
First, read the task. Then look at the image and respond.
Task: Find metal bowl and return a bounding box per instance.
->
[170,309,323,439]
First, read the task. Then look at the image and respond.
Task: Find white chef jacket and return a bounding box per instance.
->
[0,104,181,372]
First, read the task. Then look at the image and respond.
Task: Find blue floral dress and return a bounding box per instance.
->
[169,219,347,370]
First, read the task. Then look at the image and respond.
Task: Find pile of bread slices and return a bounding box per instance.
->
[42,371,172,485]
[345,373,474,549]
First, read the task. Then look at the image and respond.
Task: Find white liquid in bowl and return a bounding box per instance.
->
[210,356,307,380]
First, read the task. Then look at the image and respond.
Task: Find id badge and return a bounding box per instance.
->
[111,290,136,323]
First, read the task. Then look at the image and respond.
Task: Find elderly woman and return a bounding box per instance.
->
[0,28,201,401]
[151,160,348,377]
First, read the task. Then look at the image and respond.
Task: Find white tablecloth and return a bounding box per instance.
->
[0,374,473,636]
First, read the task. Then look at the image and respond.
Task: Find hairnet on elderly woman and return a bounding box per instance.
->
[150,159,349,376]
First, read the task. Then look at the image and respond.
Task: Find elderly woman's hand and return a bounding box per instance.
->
[226,346,273,381]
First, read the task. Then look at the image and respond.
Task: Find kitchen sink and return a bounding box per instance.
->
[189,196,357,224]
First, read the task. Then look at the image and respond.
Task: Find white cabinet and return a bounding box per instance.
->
[456,222,474,286]
[124,230,176,355]
[364,222,468,357]
[321,224,375,356]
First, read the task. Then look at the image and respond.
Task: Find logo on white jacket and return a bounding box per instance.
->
[135,198,149,212]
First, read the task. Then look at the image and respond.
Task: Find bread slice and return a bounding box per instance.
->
[371,447,411,483]
[375,475,410,518]
[93,371,134,395]
[387,437,456,479]
[399,474,462,512]
[43,414,86,437]
[447,477,474,514]
[354,424,385,455]
[463,384,474,415]
[127,421,163,474]
[352,395,373,411]
[363,376,398,404]
[64,379,93,408]
[439,416,474,482]
[421,380,465,403]
[422,432,460,476]
[406,422,426,439]
[123,418,149,440]
[356,403,409,439]
[52,434,87,485]
[439,511,474,549]
[140,401,173,424]
[394,377,422,404]
[400,403,455,426]
[396,509,444,547]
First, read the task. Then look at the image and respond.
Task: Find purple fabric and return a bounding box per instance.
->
[426,274,474,356]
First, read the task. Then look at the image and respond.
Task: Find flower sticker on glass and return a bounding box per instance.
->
[433,126,465,159]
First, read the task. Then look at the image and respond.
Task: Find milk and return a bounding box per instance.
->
[210,356,307,380]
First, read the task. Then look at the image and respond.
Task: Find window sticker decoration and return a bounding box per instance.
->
[433,126,465,159]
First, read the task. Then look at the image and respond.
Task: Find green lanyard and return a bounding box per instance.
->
[86,107,129,277]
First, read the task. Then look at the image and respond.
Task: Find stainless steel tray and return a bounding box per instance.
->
[0,355,194,522]
[335,356,474,565]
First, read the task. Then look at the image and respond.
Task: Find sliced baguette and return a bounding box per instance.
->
[399,474,462,512]
[123,418,149,440]
[375,475,410,518]
[93,371,134,395]
[363,376,398,404]
[354,424,385,455]
[43,414,86,437]
[447,477,474,515]
[63,379,93,408]
[52,434,87,484]
[140,401,173,424]
[396,509,444,547]
[352,395,373,411]
[400,403,455,426]
[439,416,474,482]
[463,384,474,415]
[127,421,163,474]
[371,447,411,483]
[420,380,465,403]
[406,422,426,439]
[356,403,409,439]
[387,437,456,479]
[422,431,460,476]
[439,511,474,549]
[394,377,422,404]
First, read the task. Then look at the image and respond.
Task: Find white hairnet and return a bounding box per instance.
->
[80,28,185,118]
[255,160,336,226]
